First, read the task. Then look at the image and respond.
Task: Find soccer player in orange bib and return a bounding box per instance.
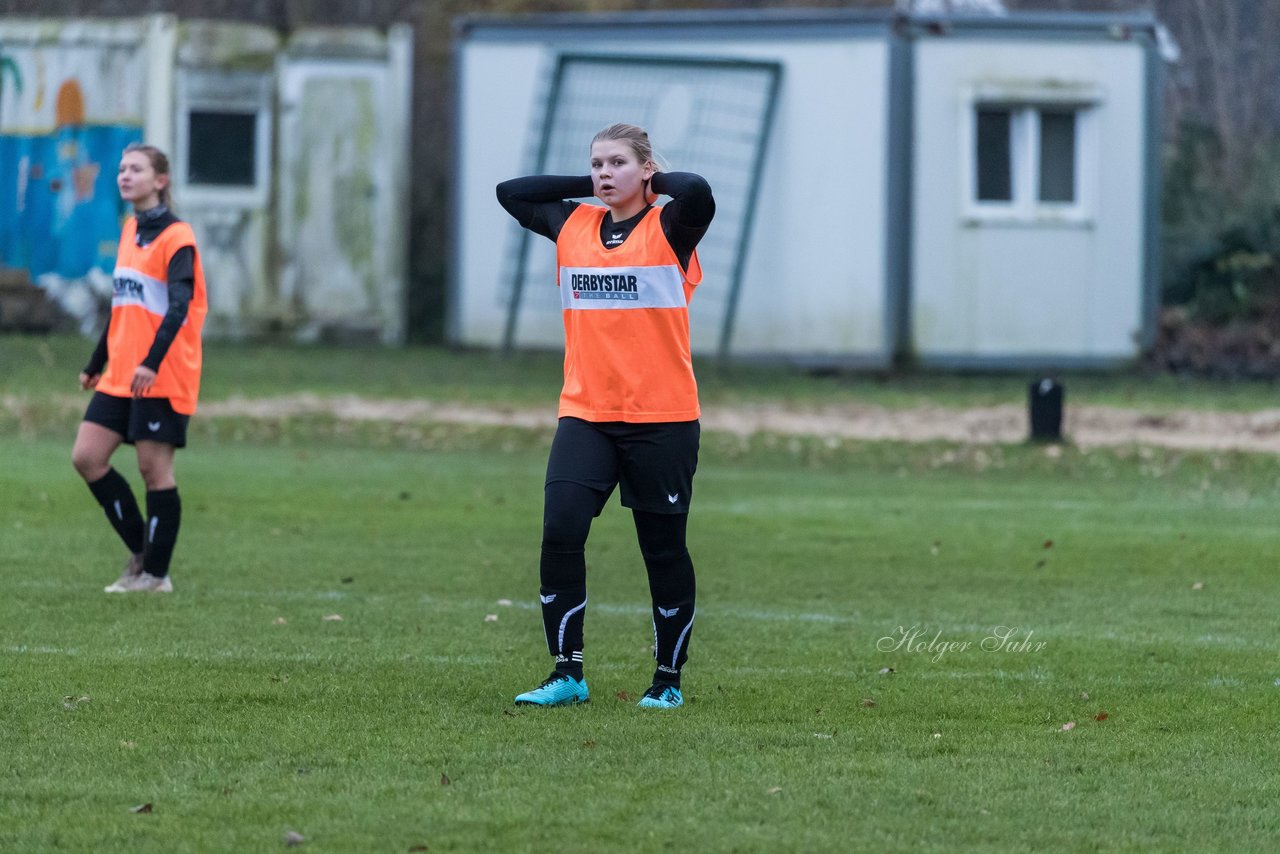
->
[497,124,715,709]
[71,143,207,593]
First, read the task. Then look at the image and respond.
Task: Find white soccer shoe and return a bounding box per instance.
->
[104,554,145,593]
[106,570,173,593]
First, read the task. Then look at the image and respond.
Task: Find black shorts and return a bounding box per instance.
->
[83,392,190,448]
[546,417,699,514]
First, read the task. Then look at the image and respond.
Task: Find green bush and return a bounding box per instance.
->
[1166,211,1280,325]
[1162,122,1280,325]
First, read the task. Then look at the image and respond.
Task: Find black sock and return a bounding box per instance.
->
[143,488,181,578]
[539,548,587,678]
[540,481,599,683]
[652,668,682,689]
[635,511,696,688]
[650,583,693,689]
[554,652,584,681]
[86,468,145,554]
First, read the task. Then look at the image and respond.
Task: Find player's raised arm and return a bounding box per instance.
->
[496,175,593,241]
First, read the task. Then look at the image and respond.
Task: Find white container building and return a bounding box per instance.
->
[451,8,1164,368]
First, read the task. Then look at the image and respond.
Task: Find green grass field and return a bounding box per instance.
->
[4,334,1280,412]
[3,337,1279,851]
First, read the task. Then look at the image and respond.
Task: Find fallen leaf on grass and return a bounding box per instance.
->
[932,732,942,739]
[439,773,451,786]
[1059,721,1076,732]
[120,740,136,749]
[321,614,343,622]
[766,787,782,795]
[860,698,877,707]
[483,614,499,623]
[878,667,895,675]
[582,740,597,749]
[502,709,522,717]
[284,829,306,847]
[1078,692,1090,701]
[1043,539,1054,549]
[1191,581,1205,591]
[1094,711,1109,722]
[130,803,152,814]
[273,617,287,625]
[615,691,633,702]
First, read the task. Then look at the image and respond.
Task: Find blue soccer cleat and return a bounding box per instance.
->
[514,672,589,706]
[637,684,683,709]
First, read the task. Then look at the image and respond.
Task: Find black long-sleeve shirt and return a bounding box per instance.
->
[495,171,715,271]
[84,205,195,376]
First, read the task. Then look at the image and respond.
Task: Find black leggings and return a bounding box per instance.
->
[539,480,697,676]
[542,480,691,580]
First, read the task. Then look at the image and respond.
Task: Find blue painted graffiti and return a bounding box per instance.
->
[0,124,142,279]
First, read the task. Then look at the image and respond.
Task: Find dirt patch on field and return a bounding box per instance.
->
[197,393,1280,454]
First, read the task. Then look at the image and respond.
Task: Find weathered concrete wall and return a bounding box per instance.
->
[173,20,277,340]
[275,26,413,344]
[0,14,411,343]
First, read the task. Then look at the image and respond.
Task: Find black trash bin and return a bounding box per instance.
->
[1028,378,1063,442]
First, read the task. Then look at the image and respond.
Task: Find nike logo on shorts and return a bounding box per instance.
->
[148,421,162,432]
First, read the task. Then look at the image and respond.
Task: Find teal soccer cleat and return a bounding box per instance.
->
[514,672,589,706]
[636,684,683,709]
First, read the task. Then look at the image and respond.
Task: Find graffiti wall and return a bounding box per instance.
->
[0,34,144,330]
[2,16,413,343]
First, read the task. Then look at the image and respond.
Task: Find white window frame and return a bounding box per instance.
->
[175,70,272,207]
[960,85,1100,226]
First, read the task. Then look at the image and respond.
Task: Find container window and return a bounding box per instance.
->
[975,108,1013,202]
[187,111,257,187]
